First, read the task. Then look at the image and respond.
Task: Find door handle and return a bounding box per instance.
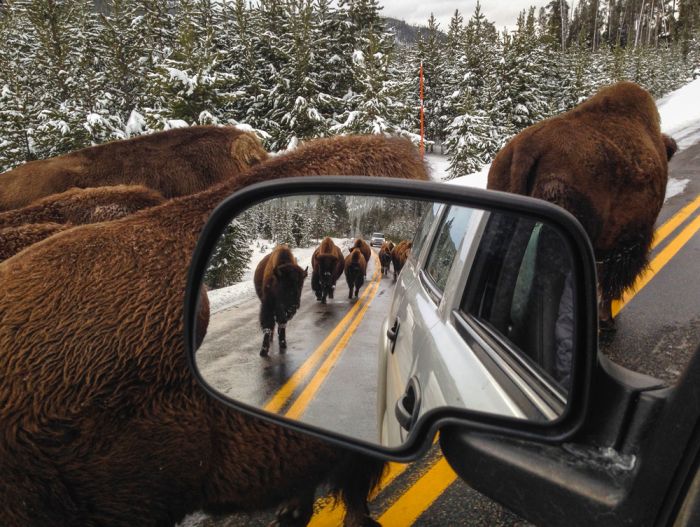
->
[387,317,400,353]
[395,377,421,432]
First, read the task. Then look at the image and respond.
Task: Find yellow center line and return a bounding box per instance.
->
[309,462,410,526]
[613,211,700,316]
[264,255,380,413]
[377,197,700,525]
[651,194,700,250]
[377,458,458,526]
[286,273,380,419]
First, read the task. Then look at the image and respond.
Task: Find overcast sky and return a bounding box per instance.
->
[378,0,549,31]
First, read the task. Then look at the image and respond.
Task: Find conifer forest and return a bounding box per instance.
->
[0,0,698,178]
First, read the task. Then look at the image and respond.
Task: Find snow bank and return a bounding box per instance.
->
[207,238,351,314]
[657,78,700,150]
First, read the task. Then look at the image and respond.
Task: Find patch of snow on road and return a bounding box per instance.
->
[447,162,491,190]
[207,238,351,314]
[425,153,450,181]
[657,78,700,150]
[666,178,690,201]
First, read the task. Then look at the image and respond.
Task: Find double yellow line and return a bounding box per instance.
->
[310,194,700,526]
[263,252,382,418]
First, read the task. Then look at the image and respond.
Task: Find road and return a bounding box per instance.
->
[197,250,394,444]
[187,140,700,527]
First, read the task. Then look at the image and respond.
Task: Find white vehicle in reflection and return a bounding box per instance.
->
[370,232,385,247]
[379,203,574,446]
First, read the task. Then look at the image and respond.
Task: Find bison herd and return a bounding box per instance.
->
[253,233,412,357]
[0,80,679,526]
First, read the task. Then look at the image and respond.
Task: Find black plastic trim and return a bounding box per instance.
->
[184,176,598,461]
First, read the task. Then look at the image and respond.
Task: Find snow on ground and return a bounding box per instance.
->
[426,79,700,200]
[207,238,352,314]
[657,78,700,150]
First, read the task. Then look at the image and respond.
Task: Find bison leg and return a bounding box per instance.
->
[271,491,315,527]
[329,285,335,299]
[261,329,272,357]
[598,296,615,332]
[331,455,385,527]
[278,323,287,351]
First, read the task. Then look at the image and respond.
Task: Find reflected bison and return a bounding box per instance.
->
[391,240,412,280]
[0,223,69,262]
[0,126,267,211]
[311,236,344,304]
[0,134,428,527]
[379,241,394,276]
[254,245,308,357]
[0,185,165,230]
[352,238,371,273]
[344,248,367,299]
[487,81,676,329]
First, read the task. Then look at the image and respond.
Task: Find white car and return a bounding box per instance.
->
[370,232,385,247]
[379,202,573,446]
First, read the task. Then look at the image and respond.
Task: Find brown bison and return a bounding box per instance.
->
[0,223,69,262]
[0,185,165,230]
[0,125,267,211]
[378,241,394,276]
[0,134,428,527]
[344,249,367,299]
[253,245,308,357]
[352,238,371,273]
[487,81,676,330]
[311,236,345,304]
[391,240,412,280]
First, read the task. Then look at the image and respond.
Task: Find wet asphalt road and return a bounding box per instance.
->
[187,140,700,527]
[197,250,394,444]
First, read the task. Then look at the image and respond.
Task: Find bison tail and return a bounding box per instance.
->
[327,453,386,521]
[597,224,654,302]
[662,134,678,161]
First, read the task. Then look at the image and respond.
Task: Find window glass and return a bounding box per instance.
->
[462,213,574,390]
[411,202,442,257]
[424,206,473,291]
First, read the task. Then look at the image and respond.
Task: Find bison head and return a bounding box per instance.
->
[316,254,338,291]
[274,264,308,321]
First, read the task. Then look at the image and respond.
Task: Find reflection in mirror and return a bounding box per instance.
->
[195,194,577,449]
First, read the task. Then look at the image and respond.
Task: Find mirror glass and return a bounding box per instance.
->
[194,194,577,448]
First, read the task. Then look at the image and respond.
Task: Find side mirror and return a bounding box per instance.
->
[184,177,597,461]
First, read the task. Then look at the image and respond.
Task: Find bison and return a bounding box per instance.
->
[0,185,165,230]
[0,125,267,211]
[487,81,676,330]
[254,245,308,357]
[351,238,371,274]
[391,240,412,280]
[311,236,345,304]
[378,241,394,276]
[0,222,70,262]
[344,248,367,299]
[0,134,428,527]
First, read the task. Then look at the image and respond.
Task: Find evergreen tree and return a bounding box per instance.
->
[205,220,253,289]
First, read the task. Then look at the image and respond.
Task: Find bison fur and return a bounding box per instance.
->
[0,133,428,527]
[391,240,412,280]
[311,236,344,304]
[253,245,308,356]
[344,248,367,299]
[0,126,267,211]
[0,184,165,230]
[487,81,675,330]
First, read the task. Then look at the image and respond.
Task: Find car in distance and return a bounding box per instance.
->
[370,232,385,247]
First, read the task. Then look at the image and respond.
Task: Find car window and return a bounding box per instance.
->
[411,202,442,260]
[461,213,574,390]
[424,205,474,292]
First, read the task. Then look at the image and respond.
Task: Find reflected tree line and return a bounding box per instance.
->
[205,195,427,289]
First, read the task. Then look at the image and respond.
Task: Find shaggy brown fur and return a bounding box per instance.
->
[253,245,308,356]
[352,238,372,265]
[487,81,675,328]
[0,223,70,262]
[391,240,412,280]
[0,185,165,229]
[344,249,367,299]
[311,236,345,304]
[378,242,393,276]
[0,134,428,527]
[0,126,267,211]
